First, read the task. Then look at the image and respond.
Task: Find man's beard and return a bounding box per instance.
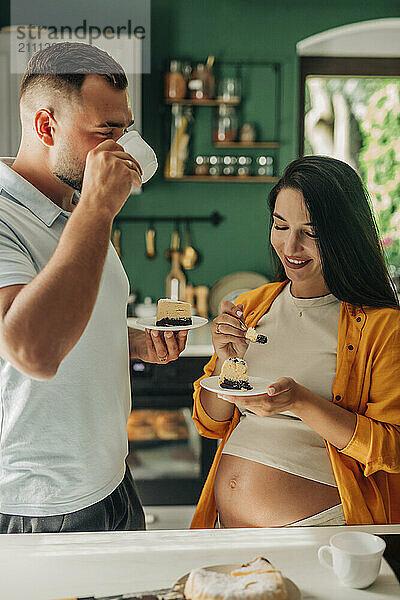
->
[52,149,85,193]
[54,171,84,192]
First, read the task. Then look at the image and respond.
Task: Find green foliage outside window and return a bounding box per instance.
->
[358,81,400,269]
[305,77,400,271]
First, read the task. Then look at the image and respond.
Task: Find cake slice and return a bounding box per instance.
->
[156,299,192,326]
[219,357,252,391]
[245,327,268,344]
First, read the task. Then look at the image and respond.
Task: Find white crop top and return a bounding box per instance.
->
[222,282,341,487]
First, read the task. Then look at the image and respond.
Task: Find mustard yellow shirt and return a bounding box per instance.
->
[191,281,400,528]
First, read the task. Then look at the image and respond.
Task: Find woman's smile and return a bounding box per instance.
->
[284,255,312,269]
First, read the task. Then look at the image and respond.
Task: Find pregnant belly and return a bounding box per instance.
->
[214,454,340,528]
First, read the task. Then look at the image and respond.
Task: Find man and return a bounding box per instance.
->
[0,42,188,533]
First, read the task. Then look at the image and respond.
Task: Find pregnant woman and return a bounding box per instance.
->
[191,155,400,528]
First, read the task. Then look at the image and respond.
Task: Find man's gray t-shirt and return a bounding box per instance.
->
[0,158,131,516]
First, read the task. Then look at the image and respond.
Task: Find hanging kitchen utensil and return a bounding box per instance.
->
[181,220,199,270]
[145,221,156,259]
[166,249,186,301]
[165,220,181,260]
[112,227,121,257]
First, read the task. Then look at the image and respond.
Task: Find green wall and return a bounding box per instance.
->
[120,0,400,304]
[2,1,400,305]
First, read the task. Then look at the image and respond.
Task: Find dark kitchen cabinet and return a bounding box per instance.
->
[127,356,217,506]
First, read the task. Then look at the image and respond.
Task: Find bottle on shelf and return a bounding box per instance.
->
[165,59,187,100]
[164,105,193,178]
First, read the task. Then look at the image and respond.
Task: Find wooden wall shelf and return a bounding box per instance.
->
[164,98,240,106]
[213,141,280,148]
[164,175,278,183]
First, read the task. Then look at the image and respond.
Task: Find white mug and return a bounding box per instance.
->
[117,130,158,184]
[318,531,386,589]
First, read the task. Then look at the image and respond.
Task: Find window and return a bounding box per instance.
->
[299,57,400,270]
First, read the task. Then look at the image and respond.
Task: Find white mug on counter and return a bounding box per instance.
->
[318,531,386,589]
[117,130,158,184]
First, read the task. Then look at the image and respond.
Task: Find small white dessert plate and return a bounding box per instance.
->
[200,375,272,397]
[174,563,301,600]
[135,315,208,332]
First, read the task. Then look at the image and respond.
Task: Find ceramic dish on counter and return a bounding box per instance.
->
[209,271,270,316]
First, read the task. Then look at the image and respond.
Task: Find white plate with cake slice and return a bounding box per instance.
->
[136,315,208,332]
[200,375,272,397]
[174,560,301,600]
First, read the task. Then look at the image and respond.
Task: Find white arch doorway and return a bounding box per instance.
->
[297,18,400,58]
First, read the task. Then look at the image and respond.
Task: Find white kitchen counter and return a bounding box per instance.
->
[181,323,213,357]
[0,525,398,599]
[128,317,213,357]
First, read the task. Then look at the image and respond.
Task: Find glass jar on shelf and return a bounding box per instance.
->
[209,155,223,176]
[237,156,252,177]
[194,155,209,176]
[256,155,274,176]
[164,105,193,179]
[213,105,238,143]
[239,123,256,143]
[164,59,187,100]
[217,77,241,103]
[222,155,237,176]
[188,63,215,100]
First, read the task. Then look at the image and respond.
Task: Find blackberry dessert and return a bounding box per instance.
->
[245,327,268,344]
[156,299,192,326]
[219,357,253,391]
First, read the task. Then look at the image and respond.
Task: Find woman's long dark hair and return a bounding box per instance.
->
[268,155,399,310]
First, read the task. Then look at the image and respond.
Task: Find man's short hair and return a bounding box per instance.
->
[20,41,128,102]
